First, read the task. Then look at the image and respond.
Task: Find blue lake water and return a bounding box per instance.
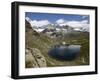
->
[48,45,81,61]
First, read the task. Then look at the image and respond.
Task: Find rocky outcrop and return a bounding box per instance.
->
[25,20,40,36]
[25,48,47,68]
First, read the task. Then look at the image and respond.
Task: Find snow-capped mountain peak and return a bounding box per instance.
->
[25,17,89,32]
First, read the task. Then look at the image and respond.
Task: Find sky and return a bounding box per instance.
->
[25,12,89,29]
[25,12,89,23]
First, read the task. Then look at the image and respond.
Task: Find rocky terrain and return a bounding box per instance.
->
[25,48,47,68]
[25,20,48,68]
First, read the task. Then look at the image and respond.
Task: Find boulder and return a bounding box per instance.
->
[25,48,47,68]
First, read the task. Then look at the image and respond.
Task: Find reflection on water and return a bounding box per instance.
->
[48,45,81,61]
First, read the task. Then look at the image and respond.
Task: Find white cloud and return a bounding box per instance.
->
[82,16,88,19]
[25,17,50,27]
[66,21,81,27]
[56,18,89,31]
[81,20,88,24]
[56,19,89,28]
[66,20,89,31]
[56,19,65,24]
[30,20,50,27]
[66,20,89,27]
[25,17,32,22]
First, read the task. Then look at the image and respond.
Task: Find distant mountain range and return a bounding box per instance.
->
[25,18,89,33]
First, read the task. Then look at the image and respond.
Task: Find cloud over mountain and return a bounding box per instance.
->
[25,17,50,27]
[66,20,89,28]
[55,18,89,31]
[56,19,65,24]
[82,15,88,19]
[26,17,89,32]
[30,20,50,27]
